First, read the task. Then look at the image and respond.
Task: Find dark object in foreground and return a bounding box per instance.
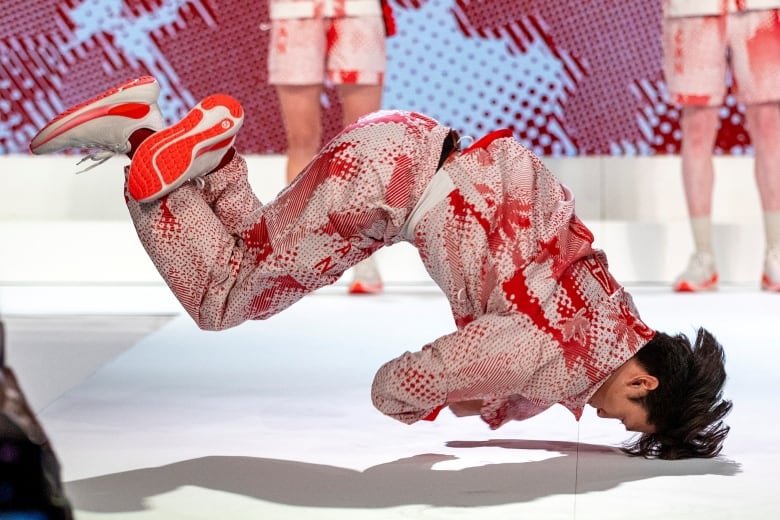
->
[0,320,74,520]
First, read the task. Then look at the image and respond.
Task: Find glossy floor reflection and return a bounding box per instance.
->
[12,285,780,519]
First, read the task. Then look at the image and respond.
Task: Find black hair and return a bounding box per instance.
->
[622,328,732,459]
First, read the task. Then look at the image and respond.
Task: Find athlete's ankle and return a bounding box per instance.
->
[127,128,157,158]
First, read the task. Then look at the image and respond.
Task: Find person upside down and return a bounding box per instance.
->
[30,76,732,460]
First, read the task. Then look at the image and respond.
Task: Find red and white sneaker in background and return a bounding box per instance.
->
[673,251,719,292]
[348,256,384,295]
[127,93,244,203]
[29,76,164,170]
[761,247,780,292]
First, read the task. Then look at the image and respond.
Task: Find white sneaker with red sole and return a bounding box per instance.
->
[29,76,164,170]
[673,252,719,292]
[762,247,780,292]
[127,93,244,203]
[348,256,384,295]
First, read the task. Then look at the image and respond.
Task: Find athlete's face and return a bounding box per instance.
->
[591,392,655,433]
[589,359,658,434]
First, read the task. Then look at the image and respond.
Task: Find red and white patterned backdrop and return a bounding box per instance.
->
[0,0,751,156]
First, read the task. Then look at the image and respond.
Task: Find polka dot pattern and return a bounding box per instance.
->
[1,0,752,156]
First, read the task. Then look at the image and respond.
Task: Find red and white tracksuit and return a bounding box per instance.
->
[126,110,655,429]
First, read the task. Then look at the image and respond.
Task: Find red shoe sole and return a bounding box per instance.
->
[762,274,780,292]
[348,281,384,295]
[128,93,243,202]
[673,273,719,293]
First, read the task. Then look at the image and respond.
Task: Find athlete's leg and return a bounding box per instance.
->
[680,105,720,223]
[744,103,780,213]
[127,110,451,330]
[663,14,726,291]
[728,9,780,289]
[276,84,324,184]
[268,18,328,184]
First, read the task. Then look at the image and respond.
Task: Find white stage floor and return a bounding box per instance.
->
[5,284,779,519]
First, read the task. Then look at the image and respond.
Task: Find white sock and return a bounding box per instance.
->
[764,211,780,252]
[690,216,713,254]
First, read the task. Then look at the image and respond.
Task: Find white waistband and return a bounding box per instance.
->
[401,166,455,241]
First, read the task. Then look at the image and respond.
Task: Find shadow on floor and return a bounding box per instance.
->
[65,439,740,512]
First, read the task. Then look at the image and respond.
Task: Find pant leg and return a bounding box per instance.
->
[126,110,451,330]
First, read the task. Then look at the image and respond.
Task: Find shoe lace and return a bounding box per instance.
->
[74,143,130,173]
[456,135,475,148]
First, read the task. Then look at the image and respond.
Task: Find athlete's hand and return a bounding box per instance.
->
[448,399,483,417]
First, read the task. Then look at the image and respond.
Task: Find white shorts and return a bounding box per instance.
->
[663,9,780,105]
[267,15,386,86]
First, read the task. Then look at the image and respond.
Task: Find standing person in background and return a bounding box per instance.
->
[663,0,780,292]
[267,0,395,294]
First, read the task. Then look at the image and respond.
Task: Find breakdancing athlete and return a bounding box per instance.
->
[30,77,732,460]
